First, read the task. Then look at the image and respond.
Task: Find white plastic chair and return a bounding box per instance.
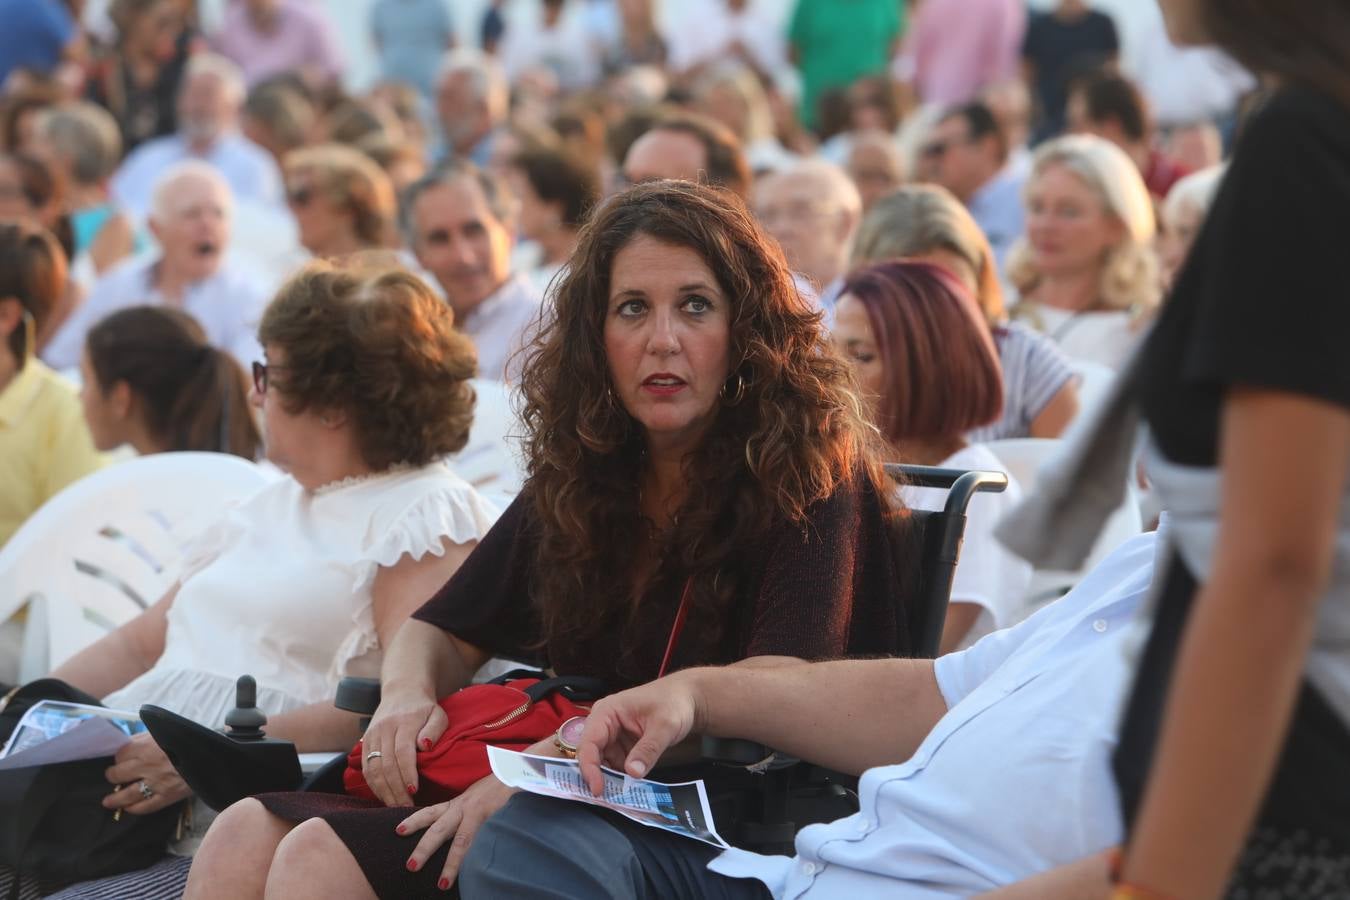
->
[984,437,1144,611]
[447,378,528,511]
[0,452,276,682]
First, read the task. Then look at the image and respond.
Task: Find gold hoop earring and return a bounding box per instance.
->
[719,372,747,406]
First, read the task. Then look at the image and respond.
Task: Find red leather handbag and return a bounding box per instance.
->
[342,674,606,803]
[343,580,693,805]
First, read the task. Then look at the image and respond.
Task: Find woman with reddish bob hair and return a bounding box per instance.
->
[833,260,1031,652]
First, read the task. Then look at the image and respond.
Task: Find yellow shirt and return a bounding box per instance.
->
[0,359,104,546]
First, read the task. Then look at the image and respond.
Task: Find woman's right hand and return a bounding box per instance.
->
[361,689,449,807]
[575,669,705,795]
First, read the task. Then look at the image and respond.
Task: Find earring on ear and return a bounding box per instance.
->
[719,371,748,406]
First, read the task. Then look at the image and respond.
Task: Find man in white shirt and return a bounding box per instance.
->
[497,0,601,93]
[111,53,284,223]
[44,161,272,371]
[458,530,1164,899]
[665,0,788,84]
[402,161,541,382]
[919,101,1025,270]
[753,160,861,319]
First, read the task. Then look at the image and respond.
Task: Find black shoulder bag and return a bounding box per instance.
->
[0,679,183,897]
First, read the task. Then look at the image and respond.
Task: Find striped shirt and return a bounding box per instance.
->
[968,322,1076,442]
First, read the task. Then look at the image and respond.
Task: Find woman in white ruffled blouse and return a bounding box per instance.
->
[47,264,499,832]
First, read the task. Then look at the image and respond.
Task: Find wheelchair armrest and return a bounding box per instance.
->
[336,676,381,716]
[700,736,798,771]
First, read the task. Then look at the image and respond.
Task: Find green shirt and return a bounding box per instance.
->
[789,0,905,131]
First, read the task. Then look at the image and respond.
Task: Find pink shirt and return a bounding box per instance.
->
[895,0,1025,106]
[213,0,344,86]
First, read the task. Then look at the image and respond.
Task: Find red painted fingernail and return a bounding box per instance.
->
[438,877,450,891]
[395,825,405,835]
[406,859,419,872]
[420,738,432,750]
[407,784,418,795]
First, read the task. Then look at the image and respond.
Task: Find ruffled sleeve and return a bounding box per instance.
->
[330,471,501,682]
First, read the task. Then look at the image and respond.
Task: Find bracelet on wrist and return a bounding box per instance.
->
[1107,848,1180,900]
[1110,886,1180,900]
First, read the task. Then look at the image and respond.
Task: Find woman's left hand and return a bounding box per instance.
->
[396,774,519,890]
[102,732,192,815]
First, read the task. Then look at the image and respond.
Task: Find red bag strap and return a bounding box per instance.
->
[657,578,694,679]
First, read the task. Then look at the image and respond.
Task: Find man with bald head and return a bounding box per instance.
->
[621,113,751,200]
[112,53,284,222]
[44,162,272,370]
[754,159,862,316]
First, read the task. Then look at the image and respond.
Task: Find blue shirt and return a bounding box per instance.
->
[110,133,284,224]
[370,0,454,96]
[0,0,74,85]
[967,164,1027,273]
[42,252,273,372]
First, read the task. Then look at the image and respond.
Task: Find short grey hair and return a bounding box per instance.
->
[184,53,247,107]
[150,160,233,224]
[436,48,509,120]
[399,159,517,244]
[768,159,862,217]
[36,101,122,185]
[1162,164,1227,230]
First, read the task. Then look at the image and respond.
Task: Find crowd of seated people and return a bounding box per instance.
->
[2,0,1345,898]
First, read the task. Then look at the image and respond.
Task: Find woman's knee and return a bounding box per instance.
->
[187,799,292,899]
[266,819,375,900]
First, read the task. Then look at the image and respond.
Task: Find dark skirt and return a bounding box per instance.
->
[257,791,458,900]
[1113,554,1350,896]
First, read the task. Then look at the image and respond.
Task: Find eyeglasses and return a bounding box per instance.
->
[922,132,980,160]
[755,202,837,228]
[921,139,953,160]
[251,361,289,395]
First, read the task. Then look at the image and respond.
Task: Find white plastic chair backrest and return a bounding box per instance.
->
[984,437,1144,611]
[1072,360,1118,426]
[448,378,527,511]
[0,452,275,677]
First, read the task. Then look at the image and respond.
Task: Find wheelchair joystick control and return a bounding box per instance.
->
[224,675,268,741]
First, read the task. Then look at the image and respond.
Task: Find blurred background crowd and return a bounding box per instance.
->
[0,0,1257,554]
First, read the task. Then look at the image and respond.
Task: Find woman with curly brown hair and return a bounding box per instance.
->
[19,263,499,898]
[187,180,915,899]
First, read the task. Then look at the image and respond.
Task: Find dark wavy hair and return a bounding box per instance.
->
[517,179,893,654]
[0,219,65,364]
[258,264,476,470]
[86,307,261,458]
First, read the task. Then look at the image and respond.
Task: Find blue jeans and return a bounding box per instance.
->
[459,793,774,900]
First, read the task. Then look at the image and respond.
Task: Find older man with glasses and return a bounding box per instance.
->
[753,160,862,320]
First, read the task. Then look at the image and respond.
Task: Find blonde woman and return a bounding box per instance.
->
[853,184,1079,439]
[283,144,397,261]
[1007,134,1159,369]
